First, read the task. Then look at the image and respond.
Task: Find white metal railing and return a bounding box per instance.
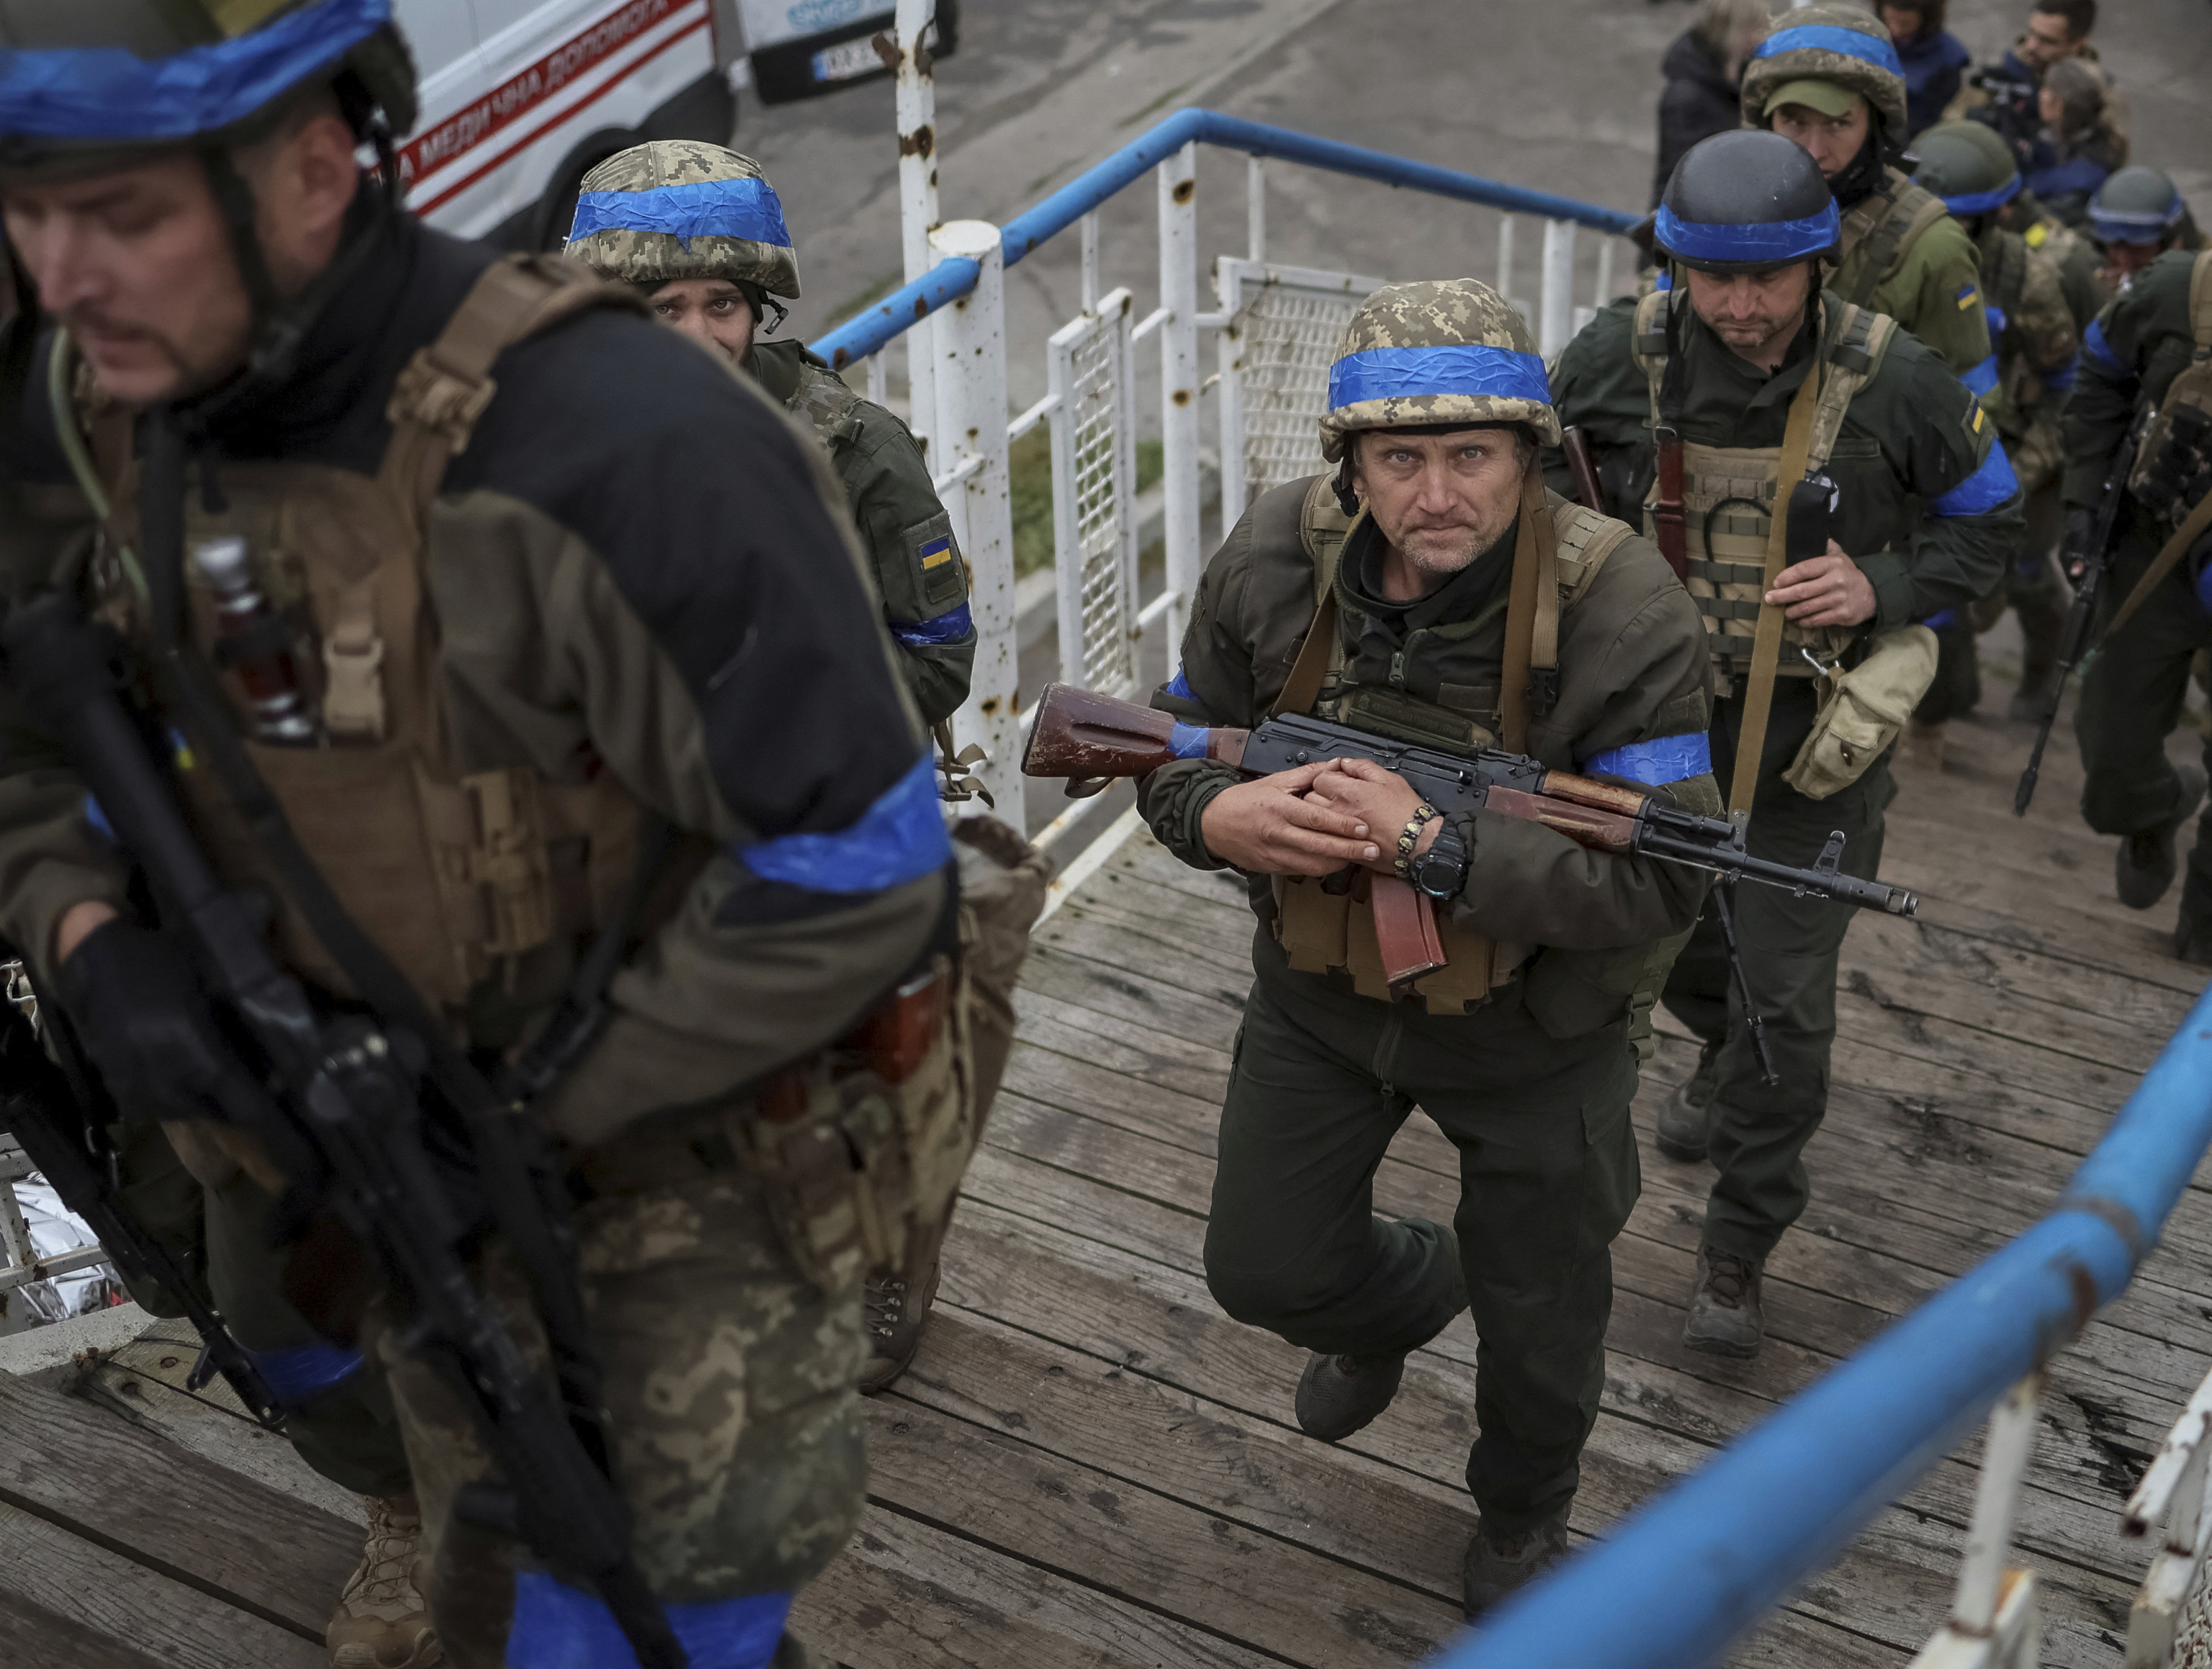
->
[0,961,112,1319]
[2124,1362,2212,1663]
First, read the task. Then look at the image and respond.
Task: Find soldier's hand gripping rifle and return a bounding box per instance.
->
[0,593,689,1669]
[1025,681,1916,986]
[2015,400,2156,816]
[1,962,284,1425]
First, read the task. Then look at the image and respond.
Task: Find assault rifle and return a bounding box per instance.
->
[2015,401,2155,816]
[1026,684,1915,1074]
[0,592,688,1669]
[0,963,284,1426]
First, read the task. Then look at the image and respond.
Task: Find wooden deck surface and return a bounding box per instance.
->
[6,684,2209,1669]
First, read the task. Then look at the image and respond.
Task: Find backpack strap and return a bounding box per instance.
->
[1834,175,1948,307]
[1550,492,1634,607]
[1272,474,1359,717]
[1805,298,1896,474]
[1632,285,1674,421]
[1499,467,1563,750]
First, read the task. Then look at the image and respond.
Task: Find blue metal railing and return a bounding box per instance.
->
[1437,979,2212,1667]
[811,106,1641,369]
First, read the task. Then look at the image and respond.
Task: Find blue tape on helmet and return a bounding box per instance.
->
[890,602,974,648]
[569,176,793,253]
[1961,354,2000,398]
[1580,732,1713,787]
[505,1572,792,1669]
[1932,438,2019,518]
[1654,202,1841,266]
[1753,23,1904,77]
[2082,316,2130,379]
[0,0,390,142]
[1937,179,2023,217]
[734,753,949,894]
[2090,194,2185,244]
[251,1344,364,1407]
[1326,344,1551,412]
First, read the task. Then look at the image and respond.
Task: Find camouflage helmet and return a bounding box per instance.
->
[566,141,801,300]
[1318,279,1557,463]
[2088,165,2187,248]
[1911,121,2022,218]
[0,0,418,178]
[1740,4,1909,138]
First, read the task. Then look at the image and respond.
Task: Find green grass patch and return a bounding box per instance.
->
[1007,432,1169,577]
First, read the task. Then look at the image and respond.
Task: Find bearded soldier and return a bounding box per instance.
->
[567,141,974,735]
[2067,241,2212,960]
[0,4,976,1666]
[565,140,982,1393]
[1906,120,2085,748]
[1551,132,2017,1357]
[1141,279,1717,1616]
[1740,2,1992,380]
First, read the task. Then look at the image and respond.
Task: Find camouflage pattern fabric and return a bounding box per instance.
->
[1318,279,1560,461]
[1740,3,1909,135]
[372,1110,866,1669]
[566,140,802,299]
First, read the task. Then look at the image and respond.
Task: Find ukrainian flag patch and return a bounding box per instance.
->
[1956,284,1981,311]
[919,535,954,570]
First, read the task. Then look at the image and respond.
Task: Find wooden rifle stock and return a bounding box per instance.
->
[1561,426,1605,515]
[1651,425,1689,581]
[1022,682,1249,791]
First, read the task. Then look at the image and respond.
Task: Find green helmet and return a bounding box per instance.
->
[2089,165,2188,248]
[0,0,417,179]
[1318,279,1558,464]
[1912,121,2022,219]
[1739,4,1909,138]
[566,143,801,302]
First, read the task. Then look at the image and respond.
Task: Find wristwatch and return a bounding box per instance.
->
[1407,814,1473,901]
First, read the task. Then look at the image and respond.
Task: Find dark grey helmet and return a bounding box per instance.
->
[1656,130,1843,274]
[1912,122,2021,220]
[2090,165,2188,247]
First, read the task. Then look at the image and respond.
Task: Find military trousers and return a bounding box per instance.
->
[1660,677,1894,1264]
[1204,931,1640,1536]
[373,1105,867,1669]
[2073,536,2212,924]
[110,1118,414,1499]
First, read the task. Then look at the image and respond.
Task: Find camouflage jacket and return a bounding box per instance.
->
[1830,164,1992,378]
[1544,289,2020,628]
[2014,193,2111,330]
[748,339,974,725]
[1974,218,2081,486]
[1138,478,1715,962]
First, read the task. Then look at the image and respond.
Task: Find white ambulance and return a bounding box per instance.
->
[395,0,958,251]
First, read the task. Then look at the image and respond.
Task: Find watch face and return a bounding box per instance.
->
[1413,832,1465,899]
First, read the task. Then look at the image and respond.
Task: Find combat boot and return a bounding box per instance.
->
[1293,1350,1407,1441]
[327,1493,439,1669]
[859,1257,940,1395]
[1462,1510,1571,1619]
[1682,1249,1765,1359]
[1655,1039,1720,1162]
[2116,764,2207,910]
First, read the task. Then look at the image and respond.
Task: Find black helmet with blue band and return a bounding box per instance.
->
[2089,166,2188,247]
[1654,130,1843,276]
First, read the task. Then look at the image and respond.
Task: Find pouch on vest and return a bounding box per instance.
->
[1782,624,1939,800]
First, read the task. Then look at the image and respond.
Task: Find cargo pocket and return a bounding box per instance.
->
[1782,625,1938,801]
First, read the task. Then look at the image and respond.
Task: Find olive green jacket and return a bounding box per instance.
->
[1545,292,2020,629]
[1138,479,1716,962]
[2063,246,2203,508]
[1830,165,1992,378]
[749,339,975,724]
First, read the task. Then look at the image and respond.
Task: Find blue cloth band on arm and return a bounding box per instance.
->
[1920,607,1964,631]
[505,1573,792,1669]
[1961,354,2000,398]
[2041,351,2078,393]
[251,1345,364,1407]
[1932,438,2019,518]
[0,0,389,140]
[891,602,974,647]
[734,753,949,893]
[570,177,792,252]
[1753,24,1903,76]
[1164,665,1197,701]
[1654,203,1840,266]
[1580,732,1713,787]
[1327,344,1551,411]
[2082,317,2130,379]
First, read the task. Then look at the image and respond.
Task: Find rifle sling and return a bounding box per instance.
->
[2101,490,2212,640]
[1727,361,1825,816]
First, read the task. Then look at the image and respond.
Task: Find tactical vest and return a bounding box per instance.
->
[1830,169,1952,311]
[1271,474,1633,1014]
[2128,250,2212,513]
[1632,289,1898,685]
[64,256,665,1028]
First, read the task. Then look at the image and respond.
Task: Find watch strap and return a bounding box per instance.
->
[1394,803,1441,879]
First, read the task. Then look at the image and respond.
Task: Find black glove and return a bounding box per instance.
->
[57,919,266,1125]
[2062,505,2098,583]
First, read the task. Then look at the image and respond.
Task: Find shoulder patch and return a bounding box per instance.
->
[2025,222,2049,249]
[1956,284,1981,311]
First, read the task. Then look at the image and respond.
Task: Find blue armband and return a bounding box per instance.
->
[733,753,948,893]
[890,601,974,648]
[1578,731,1712,786]
[250,1344,363,1407]
[1960,354,2000,399]
[1931,439,2019,518]
[1164,665,1197,701]
[506,1573,792,1669]
[2082,316,2130,380]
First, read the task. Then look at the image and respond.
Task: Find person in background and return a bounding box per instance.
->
[2021,56,2126,226]
[1955,0,2103,167]
[1879,1,1971,140]
[1651,0,1773,211]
